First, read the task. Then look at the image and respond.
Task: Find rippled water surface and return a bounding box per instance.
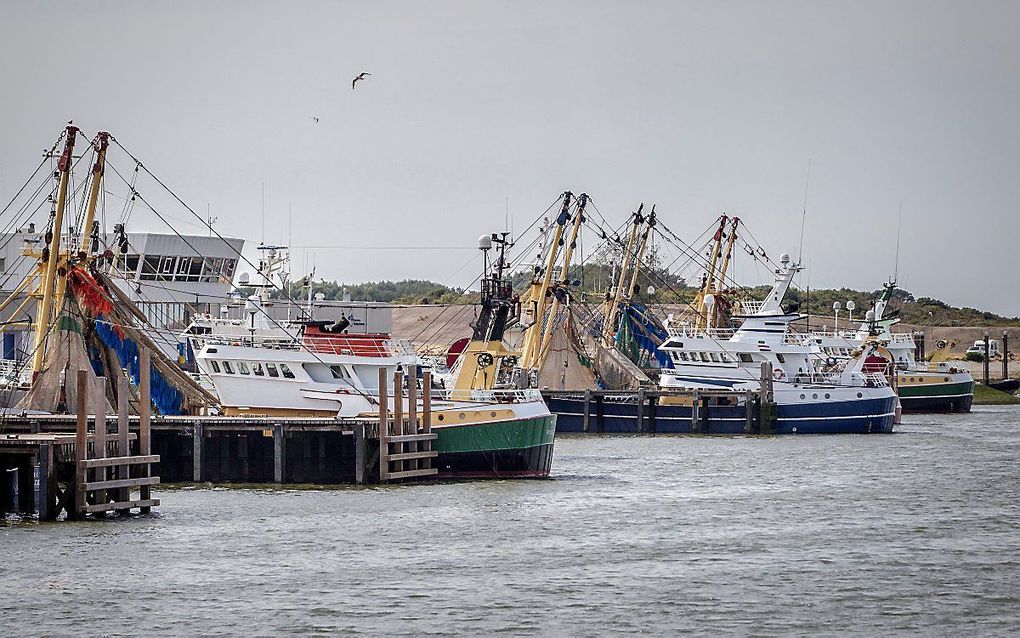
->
[3,407,1019,636]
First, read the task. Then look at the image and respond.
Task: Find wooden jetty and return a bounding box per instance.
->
[1,363,159,520]
[0,366,441,516]
[543,362,779,435]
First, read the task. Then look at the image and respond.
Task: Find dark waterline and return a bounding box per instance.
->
[3,407,1019,636]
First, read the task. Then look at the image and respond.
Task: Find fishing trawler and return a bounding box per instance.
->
[801,282,974,412]
[655,254,898,434]
[195,232,556,478]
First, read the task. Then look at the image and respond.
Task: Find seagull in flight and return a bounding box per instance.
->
[312,116,319,123]
[352,72,371,90]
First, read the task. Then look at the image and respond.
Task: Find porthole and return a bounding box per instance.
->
[490,411,496,417]
[800,394,805,399]
[824,393,831,399]
[437,414,445,422]
[857,392,863,398]
[459,412,466,420]
[944,377,949,382]
[812,393,818,399]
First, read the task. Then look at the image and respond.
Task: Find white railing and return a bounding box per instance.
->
[737,300,765,315]
[665,324,735,340]
[887,333,916,345]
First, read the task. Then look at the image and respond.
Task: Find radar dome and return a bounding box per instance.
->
[478,235,493,251]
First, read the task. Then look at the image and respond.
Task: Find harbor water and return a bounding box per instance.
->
[3,407,1019,636]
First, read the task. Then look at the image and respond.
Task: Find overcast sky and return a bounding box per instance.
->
[2,1,1018,315]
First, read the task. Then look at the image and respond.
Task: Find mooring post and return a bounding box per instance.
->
[691,390,700,434]
[983,332,990,385]
[422,370,433,462]
[648,393,658,434]
[93,375,108,514]
[636,388,645,433]
[378,367,389,482]
[273,423,284,484]
[582,389,591,433]
[139,350,152,514]
[193,422,203,482]
[759,361,774,435]
[354,422,366,485]
[37,442,53,520]
[744,389,754,434]
[116,373,130,509]
[407,365,418,471]
[393,369,404,475]
[74,370,88,519]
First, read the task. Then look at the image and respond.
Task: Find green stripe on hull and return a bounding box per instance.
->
[898,380,974,399]
[434,415,557,454]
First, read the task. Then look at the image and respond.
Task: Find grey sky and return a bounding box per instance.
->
[2,1,1018,314]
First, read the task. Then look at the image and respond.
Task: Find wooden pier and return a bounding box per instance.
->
[0,365,444,518]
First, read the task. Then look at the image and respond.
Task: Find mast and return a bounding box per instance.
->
[696,214,728,329]
[78,132,110,256]
[625,205,655,306]
[535,193,587,369]
[32,125,78,375]
[520,191,571,369]
[716,216,739,289]
[602,205,644,346]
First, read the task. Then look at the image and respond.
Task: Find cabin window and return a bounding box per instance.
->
[280,363,295,379]
[678,352,688,361]
[252,362,264,376]
[210,360,221,373]
[266,363,280,378]
[222,361,234,374]
[709,352,720,363]
[739,353,753,363]
[699,352,710,363]
[776,354,786,363]
[238,362,250,375]
[330,365,347,379]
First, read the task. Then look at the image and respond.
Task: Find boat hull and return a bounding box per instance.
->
[432,413,557,478]
[896,376,974,413]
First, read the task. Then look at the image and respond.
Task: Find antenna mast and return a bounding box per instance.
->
[797,158,811,265]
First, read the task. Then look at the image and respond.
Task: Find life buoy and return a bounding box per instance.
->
[477,352,494,368]
[773,368,785,381]
[825,356,837,368]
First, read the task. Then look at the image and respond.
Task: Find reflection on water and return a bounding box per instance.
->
[3,407,1019,635]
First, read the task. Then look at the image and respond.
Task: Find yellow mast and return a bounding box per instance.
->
[535,193,587,370]
[31,125,78,374]
[716,216,739,287]
[624,205,655,307]
[50,131,109,323]
[602,205,644,346]
[520,192,571,369]
[695,215,727,330]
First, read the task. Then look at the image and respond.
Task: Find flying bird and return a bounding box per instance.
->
[352,72,371,90]
[312,116,319,123]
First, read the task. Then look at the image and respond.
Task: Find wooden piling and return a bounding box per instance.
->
[37,442,54,521]
[582,389,591,433]
[74,370,88,519]
[636,388,646,433]
[392,369,404,474]
[116,373,130,509]
[422,370,432,465]
[691,389,700,434]
[273,423,284,484]
[744,389,754,434]
[193,422,203,482]
[354,422,366,485]
[378,367,389,482]
[139,350,152,513]
[406,365,418,471]
[93,375,108,513]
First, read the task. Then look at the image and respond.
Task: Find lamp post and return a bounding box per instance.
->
[832,302,841,333]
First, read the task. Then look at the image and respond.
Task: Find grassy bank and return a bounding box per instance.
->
[972,384,1020,405]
